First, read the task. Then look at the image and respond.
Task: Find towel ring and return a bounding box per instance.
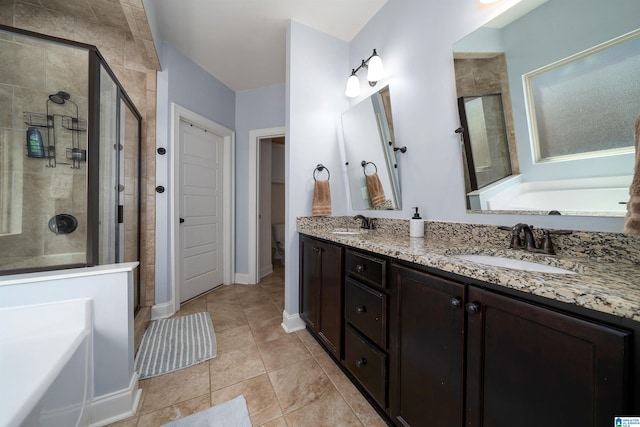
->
[313,164,330,181]
[361,161,377,177]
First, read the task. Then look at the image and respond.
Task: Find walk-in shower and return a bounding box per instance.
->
[0,25,142,311]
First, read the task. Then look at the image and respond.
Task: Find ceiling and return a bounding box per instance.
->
[145,0,388,91]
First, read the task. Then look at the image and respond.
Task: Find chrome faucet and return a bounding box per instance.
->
[353,215,375,229]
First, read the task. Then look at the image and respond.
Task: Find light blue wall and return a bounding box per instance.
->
[235,84,286,274]
[345,0,626,232]
[155,41,236,304]
[284,21,350,317]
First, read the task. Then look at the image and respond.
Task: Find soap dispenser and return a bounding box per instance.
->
[410,207,424,238]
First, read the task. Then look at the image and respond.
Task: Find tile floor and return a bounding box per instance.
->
[109,263,387,426]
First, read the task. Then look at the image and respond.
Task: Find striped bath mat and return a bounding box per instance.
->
[135,312,217,379]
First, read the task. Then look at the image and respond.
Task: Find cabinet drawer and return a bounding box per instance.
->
[345,277,387,348]
[345,249,387,289]
[345,324,387,408]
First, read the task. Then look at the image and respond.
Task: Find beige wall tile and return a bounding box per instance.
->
[74,18,126,67]
[39,0,97,22]
[14,2,75,40]
[45,48,89,97]
[0,0,14,27]
[124,34,148,73]
[0,84,13,127]
[0,39,46,90]
[86,0,129,32]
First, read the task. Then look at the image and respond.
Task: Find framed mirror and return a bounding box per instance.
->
[453,0,640,217]
[341,86,402,210]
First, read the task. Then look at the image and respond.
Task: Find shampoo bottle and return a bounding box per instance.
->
[26,127,45,158]
[409,207,424,238]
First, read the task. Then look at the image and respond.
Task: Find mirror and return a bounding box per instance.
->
[342,86,402,210]
[453,0,640,217]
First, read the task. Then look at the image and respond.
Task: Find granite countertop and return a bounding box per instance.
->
[297,218,640,322]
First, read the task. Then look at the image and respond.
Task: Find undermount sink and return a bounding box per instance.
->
[331,229,365,235]
[454,254,577,275]
[331,228,367,236]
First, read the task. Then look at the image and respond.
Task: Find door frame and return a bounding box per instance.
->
[248,127,285,284]
[170,103,235,312]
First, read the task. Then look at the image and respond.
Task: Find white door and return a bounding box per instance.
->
[179,120,224,302]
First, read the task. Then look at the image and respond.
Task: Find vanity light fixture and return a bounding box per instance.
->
[345,49,384,98]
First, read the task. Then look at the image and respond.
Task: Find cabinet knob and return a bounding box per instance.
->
[450,297,462,309]
[356,264,366,273]
[466,302,481,314]
[356,358,367,368]
[356,306,366,314]
[312,246,320,254]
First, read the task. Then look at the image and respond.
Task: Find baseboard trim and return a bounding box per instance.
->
[281,310,306,333]
[259,264,273,279]
[234,273,249,285]
[151,301,174,320]
[89,373,141,427]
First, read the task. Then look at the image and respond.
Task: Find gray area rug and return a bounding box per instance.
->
[135,312,217,379]
[161,395,251,427]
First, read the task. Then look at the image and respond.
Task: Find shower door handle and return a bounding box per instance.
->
[118,205,124,224]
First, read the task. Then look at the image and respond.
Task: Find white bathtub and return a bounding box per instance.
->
[471,175,631,215]
[0,298,93,427]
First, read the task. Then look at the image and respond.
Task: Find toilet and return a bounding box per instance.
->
[272,223,285,263]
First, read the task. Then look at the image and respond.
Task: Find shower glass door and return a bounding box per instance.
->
[98,65,118,265]
[97,64,141,311]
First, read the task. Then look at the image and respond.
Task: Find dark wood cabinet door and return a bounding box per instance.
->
[466,286,630,427]
[317,240,344,358]
[390,264,466,427]
[299,236,320,331]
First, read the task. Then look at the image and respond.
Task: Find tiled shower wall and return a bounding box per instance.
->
[0,35,88,269]
[1,0,159,308]
[454,55,520,175]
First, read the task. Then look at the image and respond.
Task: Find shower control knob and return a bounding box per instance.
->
[157,147,166,155]
[155,186,165,193]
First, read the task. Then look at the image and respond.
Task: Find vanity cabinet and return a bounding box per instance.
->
[344,249,390,409]
[389,264,466,427]
[465,286,630,427]
[299,235,344,358]
[389,262,630,427]
[298,234,633,427]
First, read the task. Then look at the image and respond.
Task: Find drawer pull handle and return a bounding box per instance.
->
[356,306,366,314]
[356,264,366,273]
[450,297,462,309]
[466,302,481,314]
[356,358,367,368]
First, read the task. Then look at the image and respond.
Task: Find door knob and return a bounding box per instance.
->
[180,218,185,224]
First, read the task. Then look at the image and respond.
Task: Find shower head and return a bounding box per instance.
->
[48,91,71,104]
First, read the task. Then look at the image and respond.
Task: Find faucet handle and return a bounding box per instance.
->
[540,230,555,255]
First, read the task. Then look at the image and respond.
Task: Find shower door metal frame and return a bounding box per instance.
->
[0,25,143,312]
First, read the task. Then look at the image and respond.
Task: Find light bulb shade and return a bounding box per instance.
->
[367,54,384,82]
[345,74,360,97]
